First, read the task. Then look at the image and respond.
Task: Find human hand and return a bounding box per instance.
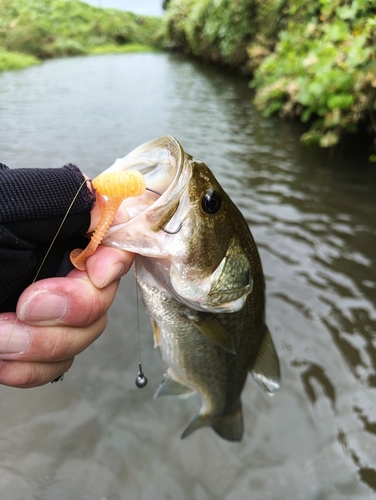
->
[0,242,134,388]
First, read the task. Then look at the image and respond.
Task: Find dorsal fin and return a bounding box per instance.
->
[250,325,280,394]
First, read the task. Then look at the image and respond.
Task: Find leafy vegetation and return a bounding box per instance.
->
[90,43,160,55]
[1,0,375,150]
[252,0,376,148]
[164,0,376,150]
[0,0,163,70]
[0,49,40,71]
[164,0,259,67]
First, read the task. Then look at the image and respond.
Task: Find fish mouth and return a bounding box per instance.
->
[102,136,192,254]
[106,136,187,218]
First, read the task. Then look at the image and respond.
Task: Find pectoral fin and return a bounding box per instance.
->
[181,404,243,442]
[154,369,196,398]
[250,325,280,394]
[190,314,236,354]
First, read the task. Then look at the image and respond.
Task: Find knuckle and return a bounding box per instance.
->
[7,359,74,388]
[86,290,110,325]
[48,327,70,361]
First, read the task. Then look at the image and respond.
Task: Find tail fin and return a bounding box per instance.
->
[181,405,243,442]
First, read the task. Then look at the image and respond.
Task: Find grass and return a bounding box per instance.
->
[0,49,40,71]
[90,43,160,55]
[0,0,165,72]
[0,44,160,73]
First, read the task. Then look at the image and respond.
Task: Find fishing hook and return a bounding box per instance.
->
[162,223,182,235]
[145,187,162,196]
[145,187,182,234]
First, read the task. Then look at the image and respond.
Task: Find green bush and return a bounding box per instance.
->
[165,0,259,67]
[165,0,376,149]
[251,0,376,147]
[0,49,40,71]
[0,0,163,61]
[90,43,159,54]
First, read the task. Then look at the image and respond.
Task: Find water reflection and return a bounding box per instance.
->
[0,52,376,499]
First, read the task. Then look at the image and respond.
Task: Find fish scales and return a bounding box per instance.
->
[136,253,265,435]
[102,136,281,441]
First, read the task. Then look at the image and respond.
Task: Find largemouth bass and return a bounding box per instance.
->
[102,136,280,441]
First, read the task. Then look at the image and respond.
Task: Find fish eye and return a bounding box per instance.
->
[201,189,222,215]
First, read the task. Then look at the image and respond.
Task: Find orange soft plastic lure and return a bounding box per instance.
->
[70,170,146,270]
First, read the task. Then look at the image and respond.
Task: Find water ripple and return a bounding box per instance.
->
[0,52,376,498]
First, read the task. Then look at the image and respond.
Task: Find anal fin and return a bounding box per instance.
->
[154,369,196,399]
[250,325,280,394]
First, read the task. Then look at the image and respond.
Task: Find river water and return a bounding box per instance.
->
[0,53,375,500]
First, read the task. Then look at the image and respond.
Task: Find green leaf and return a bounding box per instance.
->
[336,4,359,20]
[327,93,354,110]
[300,130,322,145]
[301,108,312,123]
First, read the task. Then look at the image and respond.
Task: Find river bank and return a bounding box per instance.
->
[0,0,163,72]
[0,44,161,72]
[2,0,375,155]
[164,0,376,153]
[1,51,375,498]
[0,49,40,72]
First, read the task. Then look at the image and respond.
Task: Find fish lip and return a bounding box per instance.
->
[103,136,190,236]
[110,135,186,199]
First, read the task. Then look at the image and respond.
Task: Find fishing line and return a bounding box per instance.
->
[2,38,180,371]
[110,39,178,385]
[134,259,148,388]
[0,179,88,362]
[34,179,89,283]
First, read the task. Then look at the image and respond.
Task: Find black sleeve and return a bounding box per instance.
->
[0,163,96,312]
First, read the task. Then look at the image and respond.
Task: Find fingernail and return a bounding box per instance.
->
[19,291,68,322]
[0,322,30,354]
[99,262,126,288]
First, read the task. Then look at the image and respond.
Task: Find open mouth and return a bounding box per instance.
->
[101,136,193,253]
[104,136,189,223]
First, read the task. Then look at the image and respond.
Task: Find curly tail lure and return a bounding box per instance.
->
[70,170,146,271]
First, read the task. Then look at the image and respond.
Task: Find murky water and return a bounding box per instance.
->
[1,52,376,500]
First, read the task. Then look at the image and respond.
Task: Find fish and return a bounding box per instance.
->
[102,136,280,441]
